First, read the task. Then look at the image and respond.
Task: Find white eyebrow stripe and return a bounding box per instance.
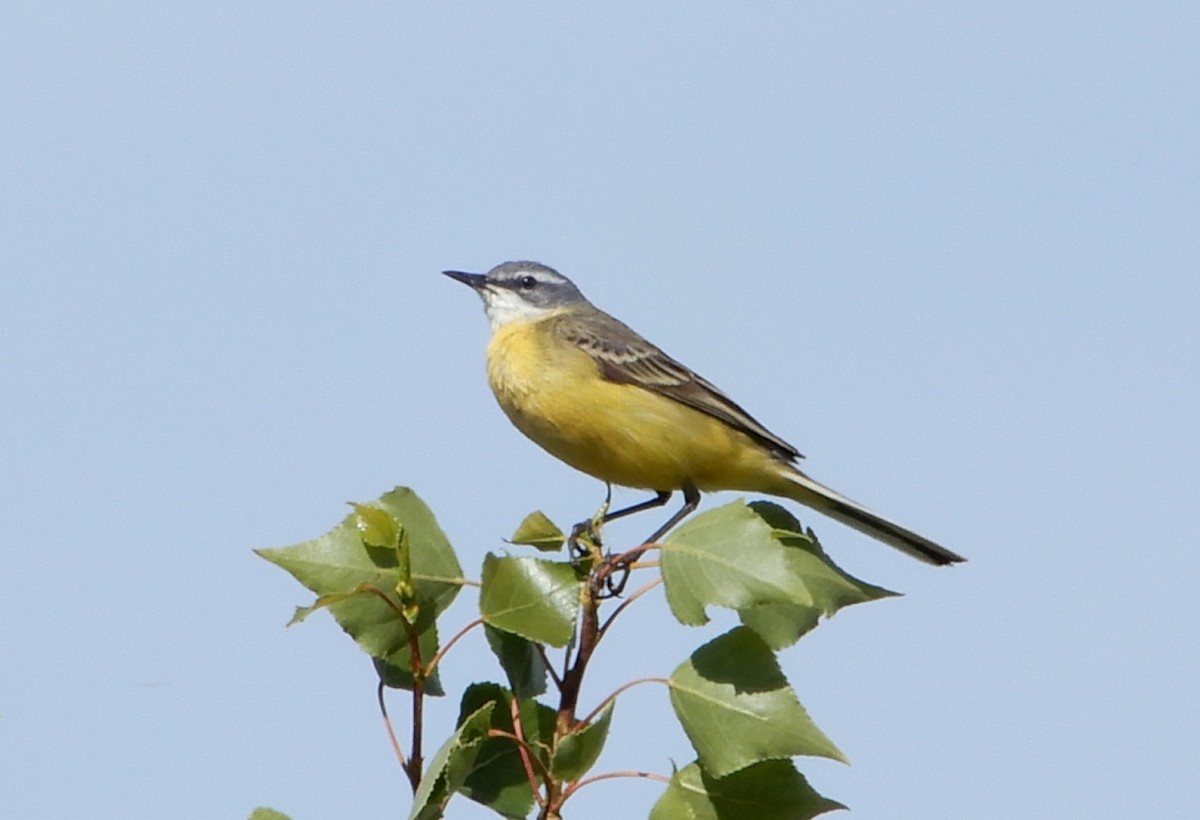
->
[500,269,562,286]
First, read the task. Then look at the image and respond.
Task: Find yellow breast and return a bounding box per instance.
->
[484,315,783,493]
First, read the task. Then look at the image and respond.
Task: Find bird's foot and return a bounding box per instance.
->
[568,518,601,561]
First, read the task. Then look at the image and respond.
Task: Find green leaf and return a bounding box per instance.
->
[650,760,845,820]
[484,624,548,699]
[408,700,497,820]
[660,501,813,626]
[660,501,896,644]
[455,683,558,819]
[248,809,292,820]
[352,502,401,548]
[551,701,614,781]
[285,589,362,626]
[479,554,583,648]
[509,510,566,552]
[669,627,846,777]
[736,602,822,651]
[257,487,466,692]
[750,503,896,608]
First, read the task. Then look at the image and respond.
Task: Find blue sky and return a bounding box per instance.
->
[2,3,1197,818]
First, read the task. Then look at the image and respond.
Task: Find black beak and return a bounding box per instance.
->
[442,270,487,288]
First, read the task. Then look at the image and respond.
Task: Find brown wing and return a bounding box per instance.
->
[553,308,803,462]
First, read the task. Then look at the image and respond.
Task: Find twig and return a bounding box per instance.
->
[355,583,426,790]
[556,576,600,728]
[354,583,409,620]
[552,769,671,813]
[488,729,553,791]
[424,617,483,678]
[597,577,662,640]
[508,695,546,808]
[594,545,661,598]
[535,642,563,690]
[579,677,669,727]
[407,620,425,791]
[376,680,407,771]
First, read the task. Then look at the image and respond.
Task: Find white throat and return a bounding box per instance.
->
[481,287,556,331]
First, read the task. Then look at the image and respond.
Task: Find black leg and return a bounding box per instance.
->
[642,485,700,547]
[604,485,700,597]
[570,489,673,551]
[603,490,674,525]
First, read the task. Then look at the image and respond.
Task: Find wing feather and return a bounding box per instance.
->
[553,310,802,462]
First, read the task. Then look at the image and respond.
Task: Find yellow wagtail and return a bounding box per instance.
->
[444,261,964,566]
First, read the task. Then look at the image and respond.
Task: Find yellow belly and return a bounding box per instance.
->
[485,319,785,493]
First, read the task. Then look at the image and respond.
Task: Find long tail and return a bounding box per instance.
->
[778,469,965,566]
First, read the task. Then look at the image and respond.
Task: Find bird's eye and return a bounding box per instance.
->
[519,275,537,289]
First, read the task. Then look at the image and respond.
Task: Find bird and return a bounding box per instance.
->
[443,261,964,566]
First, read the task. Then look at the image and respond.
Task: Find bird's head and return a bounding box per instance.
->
[443,261,587,329]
